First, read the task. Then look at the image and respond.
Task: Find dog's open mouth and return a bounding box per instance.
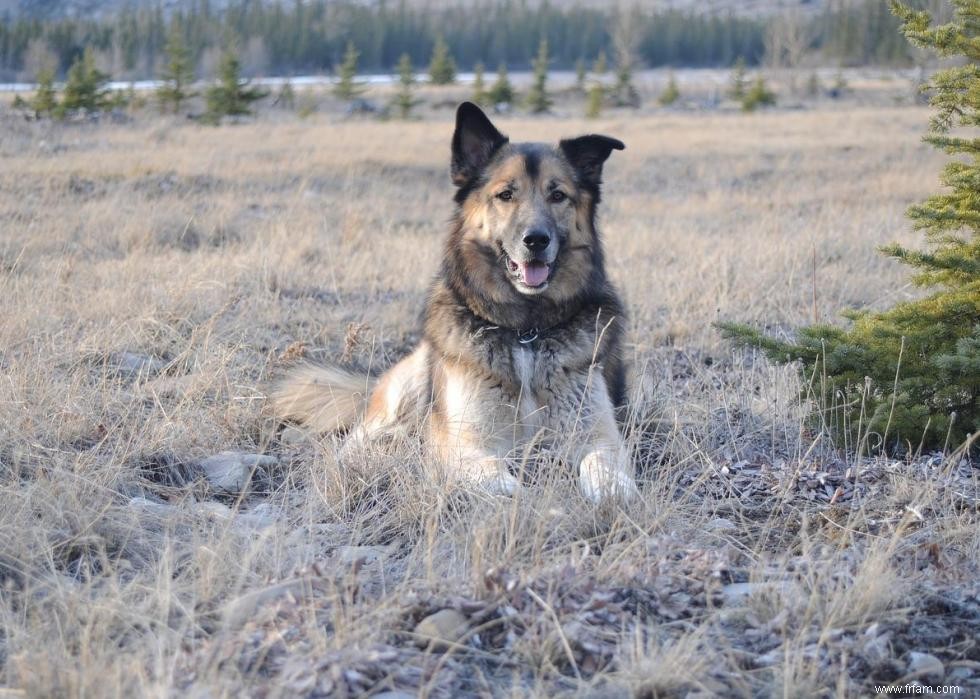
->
[507,258,551,288]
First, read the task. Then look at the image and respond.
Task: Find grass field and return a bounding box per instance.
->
[1,96,978,697]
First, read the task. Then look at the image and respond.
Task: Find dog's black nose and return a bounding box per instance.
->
[523,230,550,251]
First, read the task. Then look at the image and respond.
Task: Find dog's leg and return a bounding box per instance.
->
[428,363,520,495]
[566,372,638,503]
[344,343,429,451]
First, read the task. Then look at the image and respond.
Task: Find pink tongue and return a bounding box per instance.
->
[521,262,550,287]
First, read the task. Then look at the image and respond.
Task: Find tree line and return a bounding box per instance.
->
[0,0,922,83]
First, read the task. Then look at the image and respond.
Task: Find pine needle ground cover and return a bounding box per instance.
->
[720,2,980,454]
[1,94,978,694]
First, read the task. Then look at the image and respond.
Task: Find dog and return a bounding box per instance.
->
[272,102,637,501]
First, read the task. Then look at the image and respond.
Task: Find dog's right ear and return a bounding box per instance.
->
[451,102,508,187]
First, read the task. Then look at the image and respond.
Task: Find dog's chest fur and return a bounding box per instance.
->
[424,281,625,440]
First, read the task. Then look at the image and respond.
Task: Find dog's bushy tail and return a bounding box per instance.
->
[270,364,374,433]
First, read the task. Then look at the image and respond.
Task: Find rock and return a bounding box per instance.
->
[721,582,771,605]
[238,503,277,530]
[127,496,174,519]
[947,666,974,683]
[222,579,310,629]
[113,352,166,379]
[862,631,892,665]
[335,545,386,565]
[907,652,944,683]
[754,648,783,667]
[199,451,276,494]
[194,501,233,519]
[280,425,312,446]
[706,517,737,532]
[371,693,416,699]
[413,609,469,650]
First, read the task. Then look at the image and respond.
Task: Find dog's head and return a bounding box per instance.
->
[448,102,623,304]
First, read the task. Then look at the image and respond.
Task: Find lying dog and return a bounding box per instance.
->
[273,102,637,501]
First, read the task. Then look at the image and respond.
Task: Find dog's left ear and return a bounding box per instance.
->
[559,135,625,189]
[452,102,509,186]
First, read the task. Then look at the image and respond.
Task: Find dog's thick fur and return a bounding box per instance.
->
[273,103,637,500]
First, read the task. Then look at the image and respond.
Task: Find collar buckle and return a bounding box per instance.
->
[517,328,539,345]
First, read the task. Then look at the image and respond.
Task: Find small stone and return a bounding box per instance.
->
[706,518,737,532]
[335,545,386,565]
[113,352,166,379]
[280,426,312,446]
[128,496,174,519]
[238,503,277,530]
[862,631,892,665]
[722,582,775,605]
[199,451,276,494]
[195,501,233,519]
[414,609,469,650]
[221,579,308,629]
[947,666,974,683]
[372,692,416,699]
[754,648,782,667]
[907,652,944,683]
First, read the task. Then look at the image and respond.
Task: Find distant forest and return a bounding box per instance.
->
[0,0,916,82]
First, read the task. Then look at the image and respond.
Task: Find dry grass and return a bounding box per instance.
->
[0,100,978,698]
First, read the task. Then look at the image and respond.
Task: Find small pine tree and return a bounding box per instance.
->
[274,80,296,110]
[58,48,109,117]
[204,48,267,124]
[719,0,980,452]
[574,58,587,93]
[830,69,848,99]
[488,62,514,106]
[30,67,58,118]
[593,50,608,76]
[610,63,640,108]
[658,72,680,106]
[428,35,456,85]
[335,41,364,101]
[157,23,195,114]
[585,82,604,118]
[806,72,821,98]
[741,76,776,112]
[729,57,748,101]
[472,61,488,105]
[526,38,552,114]
[392,53,419,119]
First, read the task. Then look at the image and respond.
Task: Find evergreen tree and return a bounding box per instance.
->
[334,41,364,101]
[392,53,418,119]
[575,57,587,93]
[30,66,58,118]
[204,47,267,124]
[610,62,640,107]
[428,34,456,85]
[741,76,776,111]
[806,72,821,98]
[658,72,680,106]
[593,50,608,75]
[472,61,488,105]
[719,0,980,452]
[157,22,195,115]
[488,62,514,106]
[274,80,296,110]
[526,38,552,114]
[585,81,604,118]
[57,48,109,117]
[729,57,748,100]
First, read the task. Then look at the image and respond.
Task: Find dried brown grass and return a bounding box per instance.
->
[0,100,977,697]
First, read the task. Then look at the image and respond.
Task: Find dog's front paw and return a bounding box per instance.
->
[479,470,521,497]
[579,450,638,503]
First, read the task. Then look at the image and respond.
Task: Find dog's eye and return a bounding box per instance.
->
[549,190,567,203]
[497,190,514,202]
